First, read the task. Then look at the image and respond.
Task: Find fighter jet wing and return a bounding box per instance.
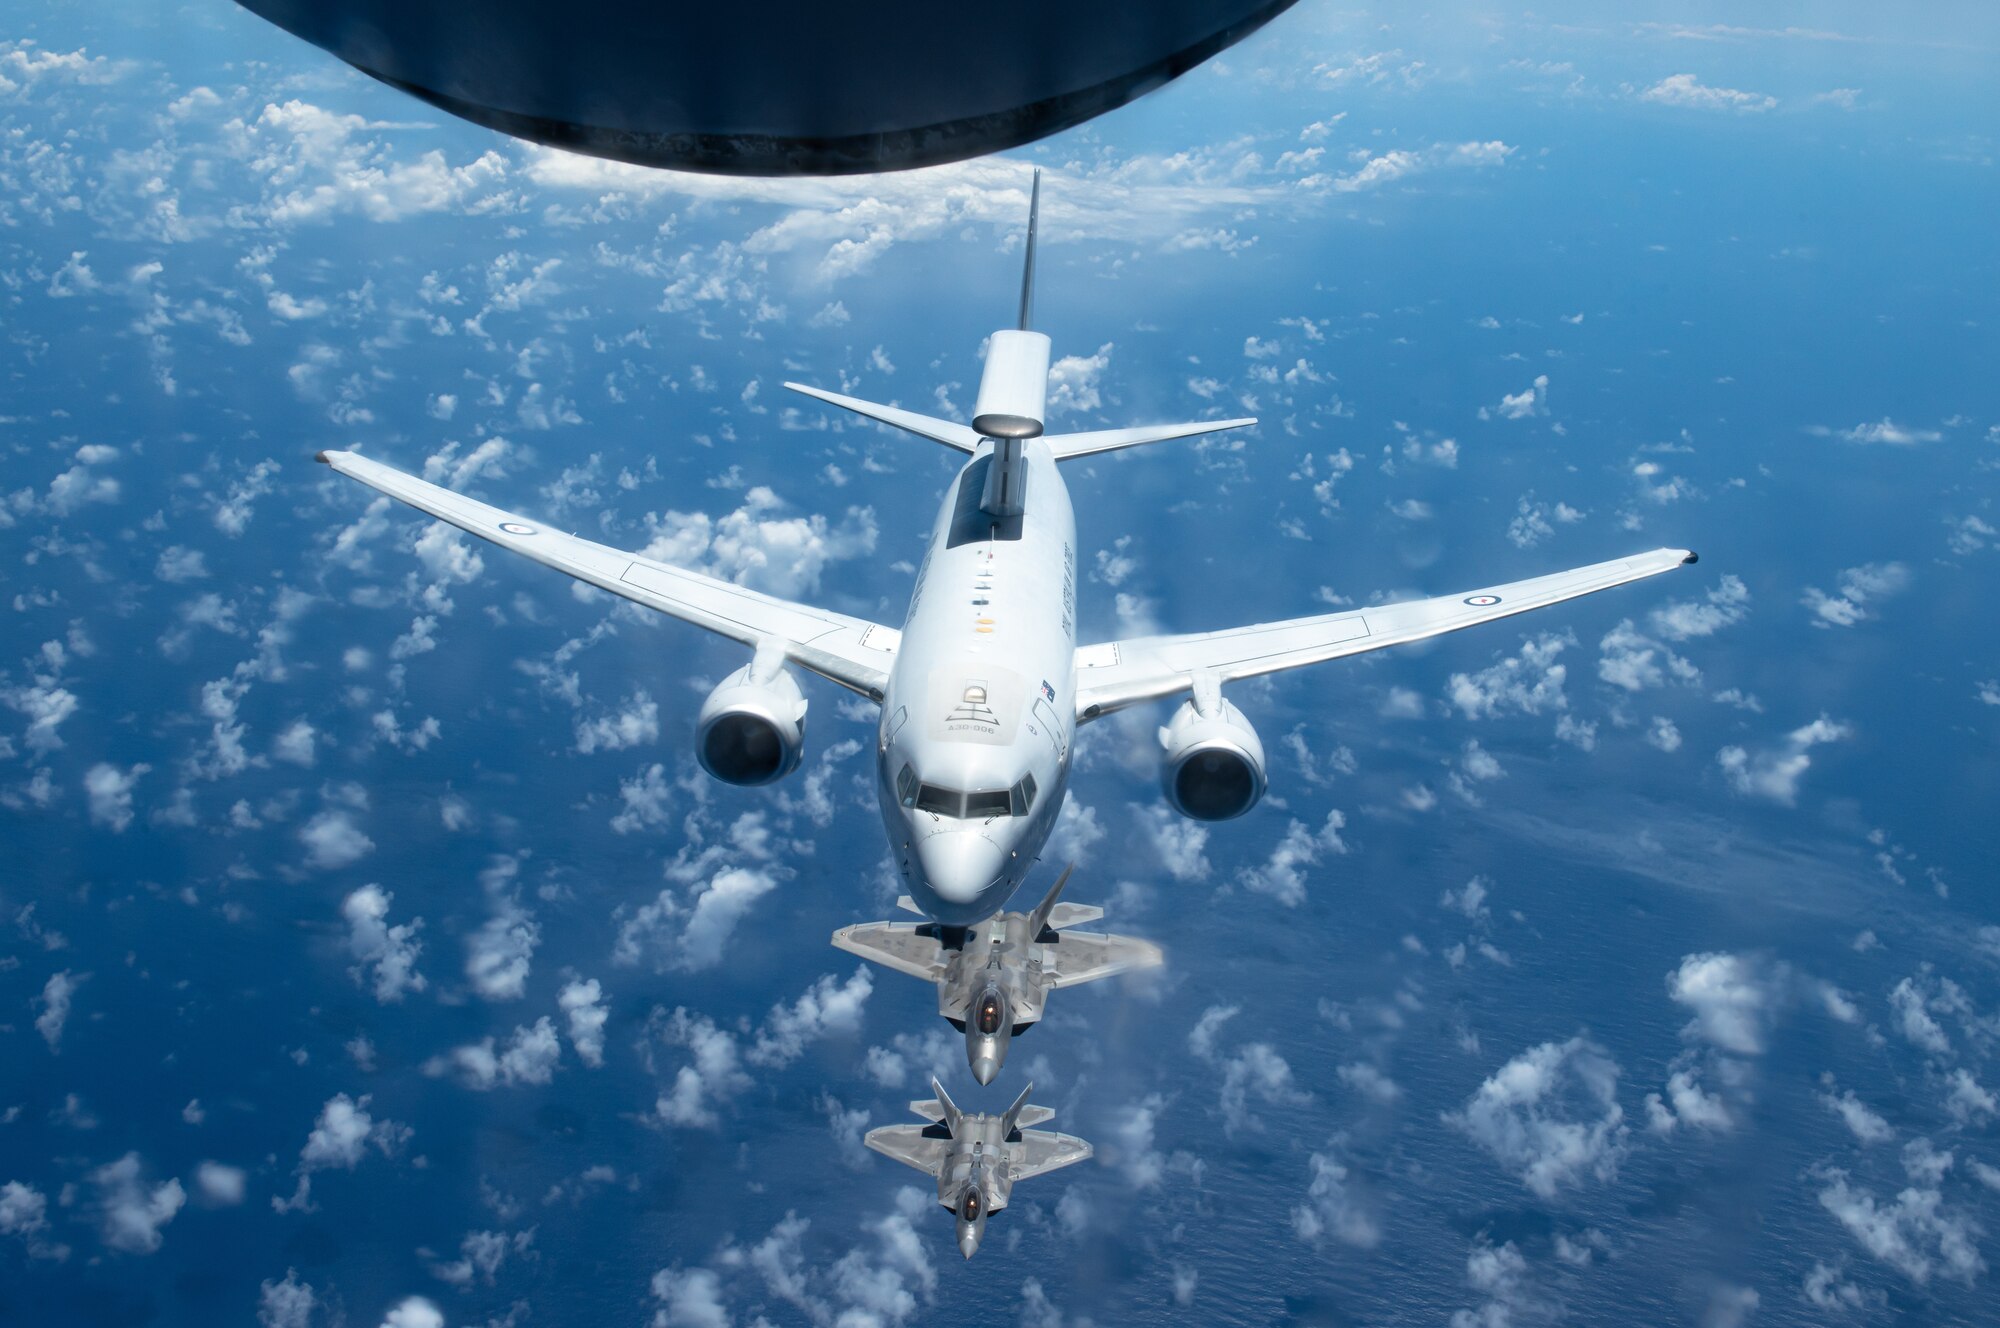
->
[865,1124,950,1176]
[830,921,951,982]
[1010,1130,1093,1181]
[316,450,898,700]
[1039,930,1164,989]
[1073,548,1696,718]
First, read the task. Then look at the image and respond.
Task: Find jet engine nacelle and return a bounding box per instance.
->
[696,663,807,787]
[1159,695,1267,822]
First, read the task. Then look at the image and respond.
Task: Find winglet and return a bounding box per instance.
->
[931,1077,963,1133]
[313,450,332,465]
[1018,168,1041,332]
[1000,1081,1036,1137]
[1026,864,1074,942]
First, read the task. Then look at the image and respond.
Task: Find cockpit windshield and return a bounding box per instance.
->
[899,766,1038,820]
[974,990,1004,1035]
[960,1188,982,1221]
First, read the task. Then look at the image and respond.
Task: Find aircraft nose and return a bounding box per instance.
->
[958,1229,981,1260]
[913,832,1007,906]
[971,1054,1002,1086]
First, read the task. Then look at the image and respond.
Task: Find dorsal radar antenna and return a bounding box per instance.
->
[1017,168,1041,333]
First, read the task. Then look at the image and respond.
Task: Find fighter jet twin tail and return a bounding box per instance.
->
[317,172,1696,1256]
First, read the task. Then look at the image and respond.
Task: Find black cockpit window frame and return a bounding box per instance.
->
[1010,772,1037,816]
[963,788,1011,819]
[906,770,1040,821]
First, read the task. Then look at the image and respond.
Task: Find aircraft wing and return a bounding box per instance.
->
[1010,1130,1093,1181]
[316,450,899,700]
[865,1124,950,1176]
[1073,548,1697,718]
[1040,930,1164,989]
[831,922,951,982]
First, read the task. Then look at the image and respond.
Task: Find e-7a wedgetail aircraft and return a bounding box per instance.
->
[318,173,1696,938]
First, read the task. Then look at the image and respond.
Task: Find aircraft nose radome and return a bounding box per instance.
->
[913,833,1006,906]
[971,1054,1001,1086]
[958,1230,981,1260]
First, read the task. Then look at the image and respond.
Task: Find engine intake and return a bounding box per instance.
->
[696,662,807,786]
[1159,694,1266,822]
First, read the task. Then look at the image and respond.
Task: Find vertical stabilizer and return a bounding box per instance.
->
[932,1077,963,1133]
[1025,864,1074,942]
[1017,168,1041,332]
[1000,1081,1036,1137]
[973,171,1051,446]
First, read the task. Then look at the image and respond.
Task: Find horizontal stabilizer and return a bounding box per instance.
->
[1011,1130,1094,1182]
[785,383,980,453]
[1043,417,1256,460]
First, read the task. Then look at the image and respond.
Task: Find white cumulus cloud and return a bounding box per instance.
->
[1445,1037,1628,1199]
[342,885,427,1003]
[1716,714,1851,805]
[1640,73,1776,112]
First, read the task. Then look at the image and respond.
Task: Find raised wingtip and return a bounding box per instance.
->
[1681,550,1699,565]
[313,450,332,465]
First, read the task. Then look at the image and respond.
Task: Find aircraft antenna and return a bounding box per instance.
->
[1017,168,1041,332]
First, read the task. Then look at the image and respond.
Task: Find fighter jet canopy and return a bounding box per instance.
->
[232,0,1301,175]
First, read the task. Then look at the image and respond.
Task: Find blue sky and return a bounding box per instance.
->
[3,3,1999,1326]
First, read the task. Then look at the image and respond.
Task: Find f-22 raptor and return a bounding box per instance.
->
[866,1078,1090,1259]
[834,866,1161,1084]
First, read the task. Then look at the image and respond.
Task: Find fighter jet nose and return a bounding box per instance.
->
[972,1055,1001,1086]
[958,1231,981,1260]
[912,831,1007,906]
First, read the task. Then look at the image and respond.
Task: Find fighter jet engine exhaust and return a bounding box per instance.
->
[1158,687,1267,822]
[695,660,807,787]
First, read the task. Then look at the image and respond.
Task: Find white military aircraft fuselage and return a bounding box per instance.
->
[318,172,1697,928]
[873,436,1078,922]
